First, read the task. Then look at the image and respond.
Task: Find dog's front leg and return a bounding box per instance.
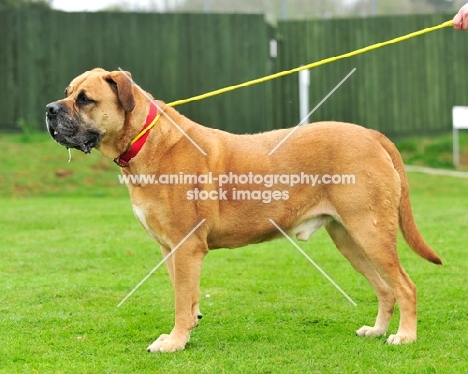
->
[160,245,203,320]
[147,240,207,353]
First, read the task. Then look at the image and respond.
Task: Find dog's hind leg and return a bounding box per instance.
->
[336,213,418,345]
[148,240,208,353]
[326,220,395,338]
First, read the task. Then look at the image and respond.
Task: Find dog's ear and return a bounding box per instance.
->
[105,71,136,113]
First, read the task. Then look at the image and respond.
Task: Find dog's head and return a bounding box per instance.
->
[45,68,136,155]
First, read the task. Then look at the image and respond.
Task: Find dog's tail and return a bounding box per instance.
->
[373,130,442,265]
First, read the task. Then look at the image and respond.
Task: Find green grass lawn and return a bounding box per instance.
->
[395,131,468,170]
[1,134,468,373]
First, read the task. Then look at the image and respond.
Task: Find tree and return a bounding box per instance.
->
[350,0,464,15]
[142,0,359,19]
[0,0,52,11]
[100,0,466,17]
[424,0,457,12]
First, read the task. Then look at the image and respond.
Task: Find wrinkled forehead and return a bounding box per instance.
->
[65,69,107,96]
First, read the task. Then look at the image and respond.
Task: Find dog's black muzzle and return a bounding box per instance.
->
[45,101,101,154]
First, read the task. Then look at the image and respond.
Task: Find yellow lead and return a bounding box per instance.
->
[167,20,454,108]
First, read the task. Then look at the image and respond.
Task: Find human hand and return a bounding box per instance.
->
[454,3,468,30]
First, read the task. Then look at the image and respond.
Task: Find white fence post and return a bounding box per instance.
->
[452,106,468,167]
[299,68,310,124]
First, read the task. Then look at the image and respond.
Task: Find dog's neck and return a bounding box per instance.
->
[113,102,160,167]
[101,99,193,171]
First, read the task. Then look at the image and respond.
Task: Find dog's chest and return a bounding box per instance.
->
[132,204,155,236]
[132,204,170,246]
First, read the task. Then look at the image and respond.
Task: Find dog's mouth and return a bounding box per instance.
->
[46,102,102,154]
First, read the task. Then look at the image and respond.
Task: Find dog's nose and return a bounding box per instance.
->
[46,102,62,117]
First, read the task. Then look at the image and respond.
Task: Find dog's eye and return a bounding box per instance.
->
[77,92,95,105]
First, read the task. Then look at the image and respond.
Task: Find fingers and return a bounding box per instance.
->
[454,4,468,30]
[453,13,462,30]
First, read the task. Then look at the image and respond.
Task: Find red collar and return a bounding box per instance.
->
[114,103,159,167]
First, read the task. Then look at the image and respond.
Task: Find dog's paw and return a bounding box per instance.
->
[147,334,188,353]
[356,325,387,338]
[385,333,416,345]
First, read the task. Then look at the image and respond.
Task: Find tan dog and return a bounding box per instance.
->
[45,68,441,352]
